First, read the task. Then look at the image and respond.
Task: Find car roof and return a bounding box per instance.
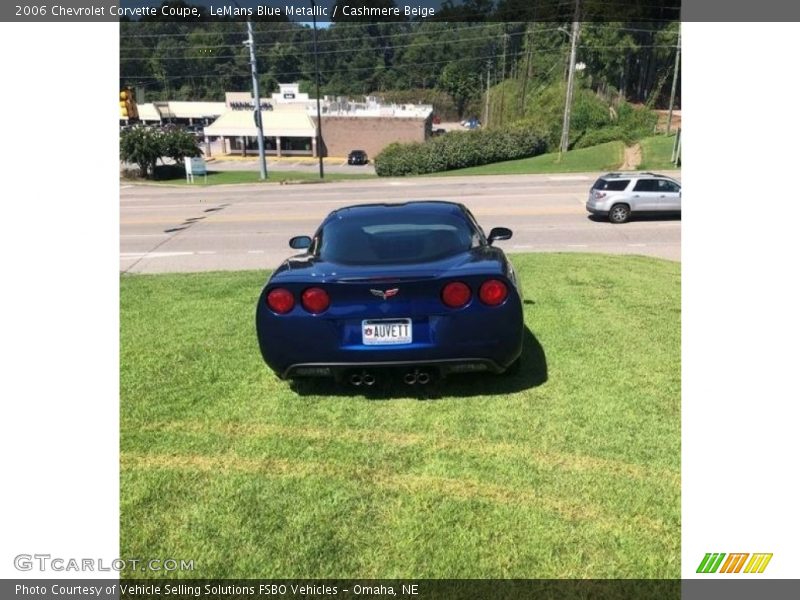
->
[329,200,467,220]
[599,172,677,180]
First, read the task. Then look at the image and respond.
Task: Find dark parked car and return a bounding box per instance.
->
[347,149,369,165]
[256,201,524,386]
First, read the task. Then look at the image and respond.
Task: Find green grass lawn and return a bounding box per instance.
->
[144,169,376,185]
[430,141,625,177]
[120,253,680,579]
[639,135,679,171]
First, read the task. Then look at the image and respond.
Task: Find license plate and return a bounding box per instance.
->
[362,318,412,345]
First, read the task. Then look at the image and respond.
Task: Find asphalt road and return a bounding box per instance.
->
[120,172,681,274]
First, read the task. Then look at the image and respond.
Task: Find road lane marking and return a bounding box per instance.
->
[120,206,586,225]
[120,234,171,238]
[247,250,265,254]
[120,251,202,259]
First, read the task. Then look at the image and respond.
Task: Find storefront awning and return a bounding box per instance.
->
[204,108,316,138]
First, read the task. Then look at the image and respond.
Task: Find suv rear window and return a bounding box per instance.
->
[593,178,629,191]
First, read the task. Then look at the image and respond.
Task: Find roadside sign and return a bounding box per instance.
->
[185,156,207,184]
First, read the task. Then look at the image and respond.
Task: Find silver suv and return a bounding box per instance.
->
[586,172,681,224]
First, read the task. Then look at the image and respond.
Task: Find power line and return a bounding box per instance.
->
[120,31,548,60]
[119,23,676,56]
[121,48,533,81]
[119,22,519,47]
[120,40,675,63]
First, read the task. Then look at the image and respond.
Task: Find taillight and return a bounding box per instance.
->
[301,287,330,314]
[441,281,471,308]
[479,279,508,306]
[266,288,294,314]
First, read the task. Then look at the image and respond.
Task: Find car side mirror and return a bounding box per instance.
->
[487,227,512,245]
[289,235,312,250]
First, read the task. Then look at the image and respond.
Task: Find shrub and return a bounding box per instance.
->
[120,126,201,179]
[374,127,546,176]
[573,126,631,149]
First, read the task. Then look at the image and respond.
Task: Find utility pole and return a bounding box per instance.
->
[311,1,324,179]
[559,0,581,155]
[666,26,681,135]
[483,62,491,127]
[499,31,508,124]
[245,19,267,179]
[520,25,532,115]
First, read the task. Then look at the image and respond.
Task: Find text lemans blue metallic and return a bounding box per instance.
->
[255,201,524,385]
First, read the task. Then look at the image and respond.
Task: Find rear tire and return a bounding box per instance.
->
[609,204,631,224]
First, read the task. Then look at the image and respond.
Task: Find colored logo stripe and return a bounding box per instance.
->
[697,552,772,574]
[719,553,749,573]
[697,553,726,573]
[744,553,773,573]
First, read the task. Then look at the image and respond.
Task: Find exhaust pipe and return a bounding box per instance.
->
[349,373,363,386]
[417,371,431,385]
[403,371,418,385]
[363,372,376,386]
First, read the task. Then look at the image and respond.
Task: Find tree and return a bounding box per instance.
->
[120,127,200,179]
[120,127,163,178]
[439,61,481,119]
[161,128,202,165]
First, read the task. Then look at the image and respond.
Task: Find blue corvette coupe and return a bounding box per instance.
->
[255,201,523,386]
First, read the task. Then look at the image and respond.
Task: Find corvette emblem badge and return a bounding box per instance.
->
[370,288,399,300]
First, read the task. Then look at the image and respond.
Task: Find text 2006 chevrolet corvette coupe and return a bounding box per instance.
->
[255,201,523,385]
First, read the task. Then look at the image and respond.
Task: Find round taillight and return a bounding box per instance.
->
[479,279,508,306]
[266,288,294,314]
[301,287,330,314]
[441,281,471,308]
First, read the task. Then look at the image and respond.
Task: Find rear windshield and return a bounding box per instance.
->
[593,178,629,191]
[318,211,476,265]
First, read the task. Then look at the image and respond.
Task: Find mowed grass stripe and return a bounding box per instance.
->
[120,253,680,578]
[120,427,678,529]
[120,469,677,579]
[127,420,679,484]
[121,451,672,537]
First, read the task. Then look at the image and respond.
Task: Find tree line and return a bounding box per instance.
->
[120,2,680,121]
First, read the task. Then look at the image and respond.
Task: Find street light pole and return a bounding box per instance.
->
[246,19,267,179]
[559,0,581,155]
[311,0,324,179]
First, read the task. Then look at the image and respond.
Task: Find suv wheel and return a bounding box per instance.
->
[609,204,631,224]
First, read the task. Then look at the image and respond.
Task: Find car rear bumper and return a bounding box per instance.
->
[586,205,607,216]
[284,357,504,380]
[586,197,612,214]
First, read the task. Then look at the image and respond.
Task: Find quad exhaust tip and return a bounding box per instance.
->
[350,371,377,387]
[404,369,432,385]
